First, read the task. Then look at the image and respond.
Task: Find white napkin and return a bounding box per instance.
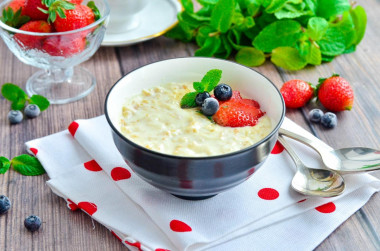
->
[25,116,380,251]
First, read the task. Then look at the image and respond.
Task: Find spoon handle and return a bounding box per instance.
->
[278,135,303,168]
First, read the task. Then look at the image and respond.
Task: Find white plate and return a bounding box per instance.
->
[101,0,182,47]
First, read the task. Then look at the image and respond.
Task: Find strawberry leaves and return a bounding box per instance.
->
[87,1,101,21]
[180,69,222,108]
[1,7,30,28]
[39,0,75,23]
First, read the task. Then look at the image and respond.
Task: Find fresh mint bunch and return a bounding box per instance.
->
[0,155,45,176]
[180,69,222,108]
[166,0,367,71]
[1,83,50,111]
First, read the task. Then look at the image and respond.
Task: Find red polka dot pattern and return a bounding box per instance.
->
[170,220,192,232]
[111,167,131,181]
[111,231,122,242]
[84,160,102,172]
[68,121,79,137]
[315,202,336,213]
[258,188,280,200]
[156,249,171,251]
[67,199,79,211]
[297,199,307,203]
[30,148,38,155]
[271,141,284,154]
[125,240,142,251]
[78,201,97,216]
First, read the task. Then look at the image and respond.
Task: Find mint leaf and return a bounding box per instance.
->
[271,46,307,70]
[87,1,101,21]
[265,0,288,13]
[307,17,328,41]
[235,47,265,67]
[11,154,45,176]
[1,83,27,102]
[194,36,221,57]
[29,95,50,111]
[193,82,203,92]
[210,0,235,33]
[0,157,11,174]
[253,20,302,53]
[181,0,194,12]
[306,42,322,65]
[350,5,367,46]
[317,27,346,56]
[180,92,198,108]
[201,69,222,92]
[316,0,350,20]
[11,97,27,110]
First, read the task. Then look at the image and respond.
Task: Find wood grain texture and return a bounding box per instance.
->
[1,0,380,250]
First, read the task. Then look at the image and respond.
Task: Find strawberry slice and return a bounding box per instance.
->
[213,99,265,127]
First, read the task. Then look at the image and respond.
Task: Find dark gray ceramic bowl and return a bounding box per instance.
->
[105,57,285,200]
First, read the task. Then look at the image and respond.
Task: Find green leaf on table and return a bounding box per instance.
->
[350,5,367,46]
[274,1,314,19]
[321,54,335,62]
[245,0,263,16]
[317,27,346,56]
[306,42,322,65]
[307,17,328,41]
[253,20,302,53]
[216,35,233,59]
[265,0,288,13]
[0,157,11,174]
[180,92,198,108]
[271,46,307,70]
[316,0,350,20]
[11,154,46,176]
[210,0,235,33]
[29,95,50,111]
[1,83,27,102]
[235,47,265,67]
[201,69,222,92]
[195,25,215,47]
[11,97,27,110]
[198,0,219,5]
[181,0,194,12]
[194,36,221,57]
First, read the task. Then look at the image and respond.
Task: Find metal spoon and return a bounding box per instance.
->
[279,128,380,173]
[278,135,345,197]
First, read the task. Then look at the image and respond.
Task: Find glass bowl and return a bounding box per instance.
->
[0,0,110,104]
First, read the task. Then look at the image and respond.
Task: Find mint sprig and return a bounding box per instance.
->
[180,69,222,108]
[166,1,367,71]
[0,155,45,176]
[1,83,50,112]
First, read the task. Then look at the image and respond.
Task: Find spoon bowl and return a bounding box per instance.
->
[279,128,380,173]
[278,136,345,197]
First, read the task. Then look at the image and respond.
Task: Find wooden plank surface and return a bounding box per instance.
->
[1,0,380,250]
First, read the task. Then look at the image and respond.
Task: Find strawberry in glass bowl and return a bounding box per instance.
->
[0,0,110,104]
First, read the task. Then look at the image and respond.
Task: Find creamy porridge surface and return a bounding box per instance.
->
[120,82,272,157]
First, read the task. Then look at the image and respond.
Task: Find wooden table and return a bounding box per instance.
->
[1,0,379,250]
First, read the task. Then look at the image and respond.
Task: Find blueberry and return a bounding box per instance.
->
[321,112,338,128]
[0,195,11,215]
[214,84,232,101]
[8,110,23,124]
[24,215,42,232]
[308,109,324,123]
[201,97,219,116]
[24,104,41,118]
[195,92,211,106]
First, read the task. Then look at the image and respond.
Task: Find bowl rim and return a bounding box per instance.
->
[0,0,110,36]
[104,57,285,160]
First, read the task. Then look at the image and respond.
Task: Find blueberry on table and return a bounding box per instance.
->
[308,109,324,123]
[24,215,42,232]
[321,112,338,128]
[214,84,232,101]
[195,92,211,106]
[8,110,23,124]
[0,195,11,215]
[24,104,41,118]
[201,97,219,116]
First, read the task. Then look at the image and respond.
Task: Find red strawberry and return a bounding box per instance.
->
[42,35,86,57]
[53,4,95,32]
[24,0,49,20]
[317,75,354,112]
[280,79,315,108]
[14,20,54,49]
[7,0,27,15]
[213,100,265,127]
[239,98,260,108]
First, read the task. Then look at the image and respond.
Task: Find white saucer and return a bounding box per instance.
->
[101,0,182,47]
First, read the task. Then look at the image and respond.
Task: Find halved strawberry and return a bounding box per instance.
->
[14,20,54,49]
[42,35,86,57]
[213,99,265,127]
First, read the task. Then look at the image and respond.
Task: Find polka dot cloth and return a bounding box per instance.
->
[25,116,380,251]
